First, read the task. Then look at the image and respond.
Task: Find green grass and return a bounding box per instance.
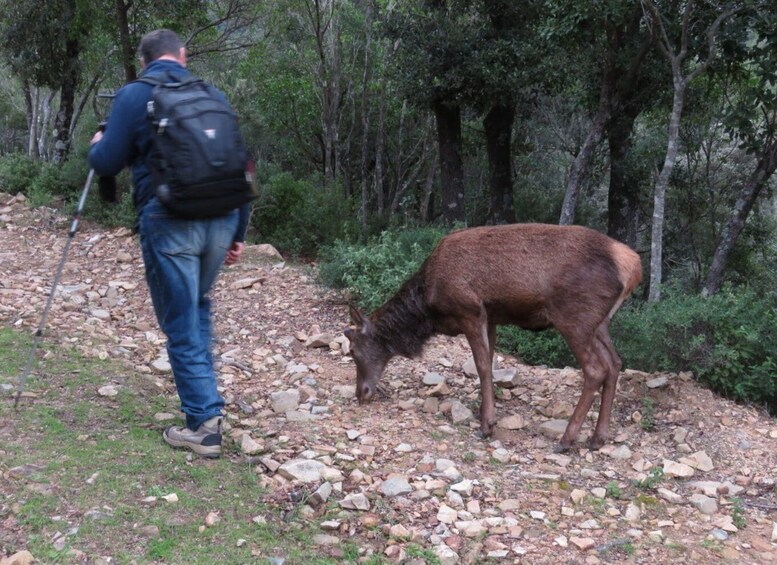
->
[0,327,353,564]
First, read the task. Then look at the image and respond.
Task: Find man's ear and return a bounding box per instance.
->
[178,47,188,67]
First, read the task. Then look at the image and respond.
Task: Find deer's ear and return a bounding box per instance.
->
[349,305,366,327]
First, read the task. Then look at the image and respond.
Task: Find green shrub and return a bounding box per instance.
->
[83,188,136,229]
[612,287,777,413]
[496,287,776,412]
[26,163,68,207]
[318,226,447,311]
[0,153,41,195]
[251,172,355,257]
[497,326,576,368]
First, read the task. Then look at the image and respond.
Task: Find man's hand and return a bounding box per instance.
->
[224,242,245,265]
[90,131,103,145]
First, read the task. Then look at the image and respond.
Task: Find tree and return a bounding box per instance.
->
[642,0,740,301]
[705,7,777,295]
[0,0,94,162]
[546,2,657,227]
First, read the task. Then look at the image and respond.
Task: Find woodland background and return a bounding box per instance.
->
[0,0,775,411]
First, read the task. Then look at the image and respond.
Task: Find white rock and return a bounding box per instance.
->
[379,475,413,497]
[239,434,263,455]
[687,481,721,497]
[662,459,695,478]
[277,459,327,482]
[423,372,445,385]
[309,482,332,507]
[492,368,519,388]
[449,400,473,424]
[150,359,171,374]
[450,479,474,496]
[97,385,118,397]
[625,503,641,523]
[591,488,606,499]
[538,419,568,438]
[339,493,370,511]
[609,445,632,460]
[270,389,300,413]
[646,376,669,388]
[570,537,595,550]
[497,414,526,430]
[689,494,718,515]
[680,451,714,472]
[657,488,684,504]
[435,543,459,565]
[570,489,587,504]
[437,504,458,524]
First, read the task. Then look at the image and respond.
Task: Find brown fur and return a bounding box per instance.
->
[347,223,642,452]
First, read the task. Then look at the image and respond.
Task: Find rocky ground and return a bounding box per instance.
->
[1,192,776,564]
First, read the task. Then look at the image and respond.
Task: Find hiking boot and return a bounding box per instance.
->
[163,416,222,458]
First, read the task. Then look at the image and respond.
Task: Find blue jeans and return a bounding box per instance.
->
[139,197,238,431]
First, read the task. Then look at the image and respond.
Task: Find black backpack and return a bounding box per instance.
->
[138,73,256,219]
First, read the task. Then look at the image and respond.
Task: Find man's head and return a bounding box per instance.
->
[138,29,186,68]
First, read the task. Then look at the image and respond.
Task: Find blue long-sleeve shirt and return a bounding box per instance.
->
[88,59,249,242]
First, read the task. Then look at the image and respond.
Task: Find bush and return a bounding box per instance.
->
[83,187,136,229]
[611,287,777,412]
[318,226,447,311]
[251,172,356,257]
[0,153,41,195]
[27,162,79,207]
[497,326,576,368]
[0,152,89,206]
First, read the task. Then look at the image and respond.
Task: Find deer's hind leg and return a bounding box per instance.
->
[588,321,621,450]
[555,324,610,452]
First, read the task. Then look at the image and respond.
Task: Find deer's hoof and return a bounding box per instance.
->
[553,443,570,454]
[587,435,607,451]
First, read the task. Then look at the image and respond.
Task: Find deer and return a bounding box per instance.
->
[344,223,642,453]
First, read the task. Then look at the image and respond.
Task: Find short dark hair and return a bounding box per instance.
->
[137,29,184,64]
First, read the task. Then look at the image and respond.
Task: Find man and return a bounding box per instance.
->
[89,29,248,458]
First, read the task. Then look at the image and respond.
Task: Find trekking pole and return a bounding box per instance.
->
[14,168,96,409]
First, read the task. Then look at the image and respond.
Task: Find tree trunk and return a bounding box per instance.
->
[432,99,466,224]
[70,71,102,139]
[115,0,137,83]
[483,102,516,224]
[607,106,642,248]
[23,81,39,159]
[52,36,81,164]
[38,91,56,159]
[648,75,685,302]
[420,149,438,223]
[559,76,611,225]
[373,70,388,219]
[704,143,777,295]
[357,0,374,232]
